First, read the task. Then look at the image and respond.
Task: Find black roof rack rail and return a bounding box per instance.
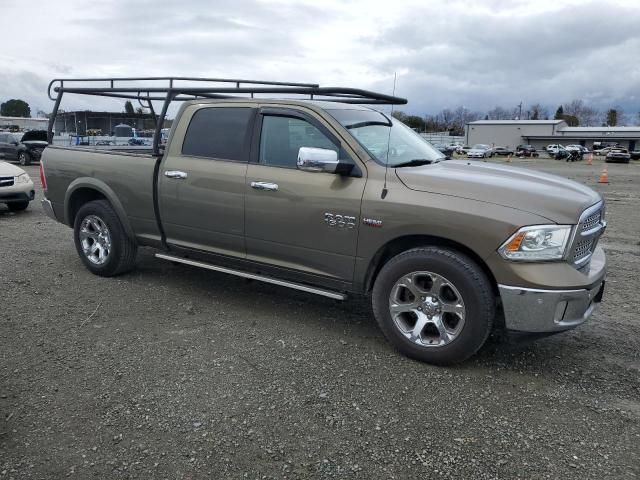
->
[46,76,407,155]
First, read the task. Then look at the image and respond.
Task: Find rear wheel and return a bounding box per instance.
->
[73,200,137,276]
[372,247,495,365]
[7,201,29,211]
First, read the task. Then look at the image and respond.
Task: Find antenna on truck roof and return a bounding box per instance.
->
[46,76,408,156]
[381,72,398,200]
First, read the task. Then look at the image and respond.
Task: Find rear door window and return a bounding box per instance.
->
[182,107,253,161]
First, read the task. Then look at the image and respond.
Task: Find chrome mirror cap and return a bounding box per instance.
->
[297,147,339,173]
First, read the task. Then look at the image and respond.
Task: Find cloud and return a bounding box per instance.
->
[1,0,639,122]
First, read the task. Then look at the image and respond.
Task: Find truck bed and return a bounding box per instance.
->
[42,146,162,245]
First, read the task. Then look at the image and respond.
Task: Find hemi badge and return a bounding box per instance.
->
[363,218,383,228]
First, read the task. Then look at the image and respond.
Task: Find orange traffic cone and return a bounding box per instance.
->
[598,166,609,184]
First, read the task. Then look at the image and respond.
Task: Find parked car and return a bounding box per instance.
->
[515,145,539,157]
[128,138,149,146]
[467,144,493,158]
[594,146,613,156]
[565,145,589,154]
[0,160,35,211]
[41,76,607,365]
[593,142,618,152]
[605,148,631,164]
[0,130,49,165]
[593,142,620,156]
[555,146,583,162]
[630,148,640,160]
[457,145,472,154]
[493,146,514,156]
[546,144,564,155]
[432,143,457,157]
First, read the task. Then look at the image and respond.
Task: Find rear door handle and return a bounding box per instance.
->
[250,181,278,191]
[164,170,188,179]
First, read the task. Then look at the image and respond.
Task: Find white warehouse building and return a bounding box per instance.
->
[0,116,48,131]
[465,120,640,152]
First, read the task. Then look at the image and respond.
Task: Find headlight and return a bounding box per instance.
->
[498,225,572,261]
[15,173,31,184]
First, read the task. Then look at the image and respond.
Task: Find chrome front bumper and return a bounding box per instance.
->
[499,281,605,333]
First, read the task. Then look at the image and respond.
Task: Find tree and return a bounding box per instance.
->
[487,106,512,120]
[124,101,135,114]
[438,108,455,128]
[529,103,548,121]
[391,111,408,122]
[450,106,480,135]
[405,115,425,131]
[1,99,31,117]
[606,109,617,127]
[564,99,599,126]
[554,103,583,126]
[554,105,564,119]
[561,114,579,126]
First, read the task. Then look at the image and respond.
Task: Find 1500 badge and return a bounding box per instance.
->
[324,213,356,229]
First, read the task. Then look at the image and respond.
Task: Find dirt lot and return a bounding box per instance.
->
[1,157,639,479]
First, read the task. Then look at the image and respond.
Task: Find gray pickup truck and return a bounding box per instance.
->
[40,77,606,364]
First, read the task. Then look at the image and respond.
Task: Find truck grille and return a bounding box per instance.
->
[0,176,14,187]
[568,202,605,271]
[581,210,602,232]
[573,238,594,262]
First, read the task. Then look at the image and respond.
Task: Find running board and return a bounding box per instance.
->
[155,253,347,301]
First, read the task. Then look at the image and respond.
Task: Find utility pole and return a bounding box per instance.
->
[518,101,523,120]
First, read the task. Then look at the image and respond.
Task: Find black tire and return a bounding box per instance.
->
[372,247,495,365]
[7,201,29,211]
[73,199,137,277]
[18,152,30,166]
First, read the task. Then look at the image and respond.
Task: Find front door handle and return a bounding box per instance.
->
[250,181,279,191]
[164,170,188,179]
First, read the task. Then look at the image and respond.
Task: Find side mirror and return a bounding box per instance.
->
[297,147,339,174]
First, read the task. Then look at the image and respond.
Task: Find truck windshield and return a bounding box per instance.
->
[327,109,444,167]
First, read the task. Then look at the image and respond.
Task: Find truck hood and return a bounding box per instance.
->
[395,160,601,224]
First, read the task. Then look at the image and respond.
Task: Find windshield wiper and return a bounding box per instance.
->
[392,159,437,168]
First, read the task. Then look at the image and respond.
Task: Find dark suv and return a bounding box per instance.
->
[515,145,539,157]
[0,130,49,165]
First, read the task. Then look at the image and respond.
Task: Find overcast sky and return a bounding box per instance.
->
[1,0,639,119]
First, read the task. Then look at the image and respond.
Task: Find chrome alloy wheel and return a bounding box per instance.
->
[389,271,466,347]
[79,215,112,265]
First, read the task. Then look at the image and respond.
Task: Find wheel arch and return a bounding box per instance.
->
[363,234,499,297]
[64,179,135,239]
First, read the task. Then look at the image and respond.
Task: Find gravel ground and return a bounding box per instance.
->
[1,157,639,479]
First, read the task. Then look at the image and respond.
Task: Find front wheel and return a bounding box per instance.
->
[372,247,495,365]
[73,200,138,276]
[18,152,30,166]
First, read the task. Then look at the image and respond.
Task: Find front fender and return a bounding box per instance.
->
[64,177,135,239]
